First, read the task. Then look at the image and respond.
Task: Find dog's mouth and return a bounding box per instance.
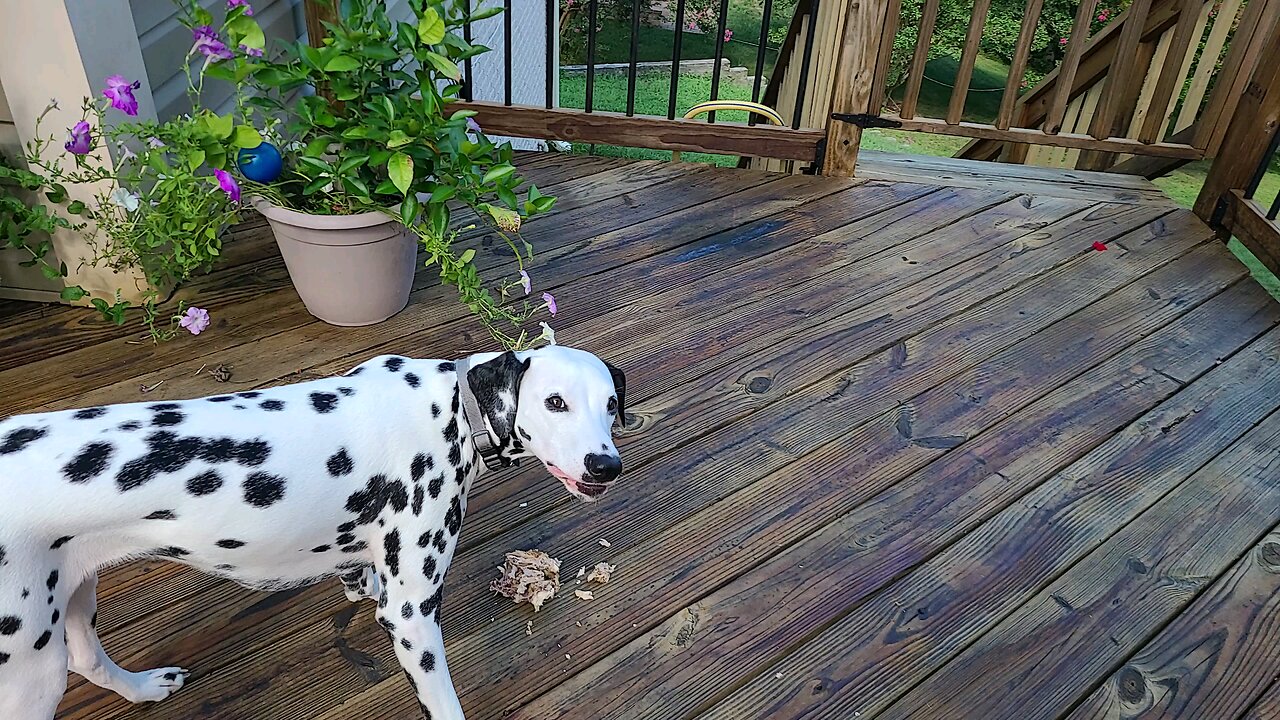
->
[546,464,610,501]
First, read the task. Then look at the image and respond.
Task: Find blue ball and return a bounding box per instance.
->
[237,141,283,183]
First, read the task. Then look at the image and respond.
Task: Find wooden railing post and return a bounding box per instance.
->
[1192,15,1280,227]
[821,0,894,177]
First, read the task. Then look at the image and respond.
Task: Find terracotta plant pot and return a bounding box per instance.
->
[254,199,417,326]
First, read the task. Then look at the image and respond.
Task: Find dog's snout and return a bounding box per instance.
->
[584,452,622,483]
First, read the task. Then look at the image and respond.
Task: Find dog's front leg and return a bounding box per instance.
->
[372,534,464,719]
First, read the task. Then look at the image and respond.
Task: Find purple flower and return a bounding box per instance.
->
[64,121,93,155]
[102,75,141,116]
[520,270,531,295]
[148,137,166,149]
[213,169,241,203]
[228,0,254,15]
[542,292,557,316]
[179,307,211,335]
[192,26,234,61]
[466,117,482,134]
[241,44,264,58]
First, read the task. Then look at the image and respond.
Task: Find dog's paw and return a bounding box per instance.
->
[120,667,189,703]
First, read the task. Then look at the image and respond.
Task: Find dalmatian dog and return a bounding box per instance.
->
[0,344,625,720]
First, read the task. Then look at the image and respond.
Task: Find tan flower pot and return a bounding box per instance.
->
[254,199,417,327]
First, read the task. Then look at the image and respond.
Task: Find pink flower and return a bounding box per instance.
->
[64,121,93,155]
[542,292,557,316]
[520,270,531,295]
[1097,12,1108,20]
[228,0,254,15]
[1059,37,1069,46]
[102,75,142,116]
[1091,241,1107,251]
[724,29,733,42]
[241,44,264,58]
[179,307,211,335]
[213,169,241,203]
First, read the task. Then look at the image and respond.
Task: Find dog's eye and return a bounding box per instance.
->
[545,395,568,412]
[607,397,617,413]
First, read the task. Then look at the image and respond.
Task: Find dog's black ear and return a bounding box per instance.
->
[467,351,530,444]
[603,360,626,428]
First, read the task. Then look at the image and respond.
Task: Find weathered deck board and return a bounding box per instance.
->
[10,152,1273,720]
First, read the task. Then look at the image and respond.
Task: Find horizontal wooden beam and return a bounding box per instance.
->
[1226,190,1280,276]
[877,115,1203,159]
[453,102,824,161]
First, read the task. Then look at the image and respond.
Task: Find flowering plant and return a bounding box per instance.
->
[183,0,559,348]
[0,49,259,339]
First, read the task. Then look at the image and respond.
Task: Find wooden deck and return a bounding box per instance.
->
[8,151,1280,720]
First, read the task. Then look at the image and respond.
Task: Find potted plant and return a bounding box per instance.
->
[0,70,256,340]
[184,0,558,343]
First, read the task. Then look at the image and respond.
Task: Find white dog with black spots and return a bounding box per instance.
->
[0,345,625,720]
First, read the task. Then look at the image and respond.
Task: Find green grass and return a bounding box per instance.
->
[887,55,1011,124]
[560,8,781,72]
[558,69,758,166]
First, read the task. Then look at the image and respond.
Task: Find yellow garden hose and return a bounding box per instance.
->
[672,100,784,162]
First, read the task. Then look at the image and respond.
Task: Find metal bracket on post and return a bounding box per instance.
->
[830,113,904,129]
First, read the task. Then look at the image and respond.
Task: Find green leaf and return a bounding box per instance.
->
[186,148,207,170]
[59,286,86,302]
[227,16,265,49]
[387,130,413,148]
[302,177,331,195]
[400,193,420,225]
[469,5,505,21]
[202,61,238,82]
[324,54,361,72]
[337,154,370,174]
[430,184,456,203]
[67,200,86,215]
[304,135,335,157]
[482,164,516,184]
[208,113,234,139]
[388,152,414,195]
[429,202,450,237]
[449,109,479,121]
[417,9,446,44]
[40,264,60,280]
[374,178,399,195]
[231,125,263,149]
[459,248,476,264]
[423,51,461,81]
[527,184,542,202]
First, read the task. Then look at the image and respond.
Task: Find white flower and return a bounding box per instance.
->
[538,322,556,346]
[109,188,141,212]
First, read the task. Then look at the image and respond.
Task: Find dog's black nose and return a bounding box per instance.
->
[584,453,622,483]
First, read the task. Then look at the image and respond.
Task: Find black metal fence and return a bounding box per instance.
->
[1245,130,1280,222]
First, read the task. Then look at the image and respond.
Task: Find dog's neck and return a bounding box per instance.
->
[454,356,529,472]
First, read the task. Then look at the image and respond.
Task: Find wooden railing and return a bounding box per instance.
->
[1194,19,1280,274]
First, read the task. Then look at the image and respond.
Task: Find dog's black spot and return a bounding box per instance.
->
[0,545,5,567]
[234,404,246,410]
[431,403,441,419]
[50,609,59,625]
[342,541,368,554]
[410,454,428,483]
[311,545,331,553]
[327,449,354,477]
[344,475,408,525]
[400,638,412,650]
[405,373,421,388]
[401,602,414,620]
[338,521,356,533]
[63,441,114,483]
[118,421,142,431]
[46,570,58,591]
[412,486,425,515]
[0,652,8,666]
[338,387,355,396]
[243,472,286,507]
[145,509,177,520]
[444,496,464,536]
[260,399,285,411]
[149,403,180,411]
[33,630,51,650]
[443,417,459,443]
[438,361,455,373]
[233,439,271,466]
[418,585,444,622]
[310,392,339,413]
[215,564,236,572]
[451,386,460,415]
[432,529,448,553]
[0,427,46,455]
[163,671,178,681]
[377,615,394,631]
[420,650,436,673]
[153,547,190,558]
[116,431,202,491]
[518,426,532,442]
[50,536,74,550]
[216,539,246,549]
[186,470,223,496]
[237,392,261,399]
[423,555,437,578]
[151,410,185,427]
[348,366,365,376]
[447,443,462,467]
[424,471,444,499]
[384,530,402,577]
[0,616,20,635]
[336,533,356,546]
[20,590,28,600]
[454,466,467,486]
[208,396,234,403]
[73,407,107,420]
[385,357,405,372]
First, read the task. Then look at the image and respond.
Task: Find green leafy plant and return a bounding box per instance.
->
[184,0,559,348]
